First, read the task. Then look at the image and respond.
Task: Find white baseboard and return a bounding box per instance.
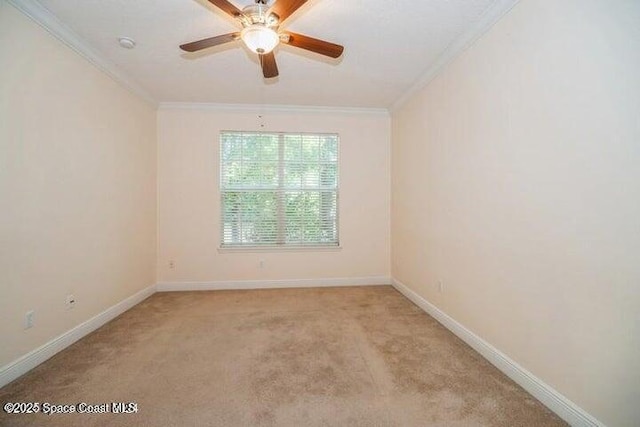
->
[157,276,391,292]
[0,284,156,388]
[391,278,604,427]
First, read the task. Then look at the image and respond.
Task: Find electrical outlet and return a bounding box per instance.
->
[66,294,76,310]
[169,260,175,269]
[438,280,444,293]
[259,260,265,269]
[25,310,34,329]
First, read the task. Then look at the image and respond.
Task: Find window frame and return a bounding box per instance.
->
[219,130,340,251]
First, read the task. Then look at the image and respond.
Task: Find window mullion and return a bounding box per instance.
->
[277,133,285,245]
[239,136,244,244]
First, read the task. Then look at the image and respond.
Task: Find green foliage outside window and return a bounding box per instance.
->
[221,132,339,247]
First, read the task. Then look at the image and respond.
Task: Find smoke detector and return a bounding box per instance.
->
[118,37,136,49]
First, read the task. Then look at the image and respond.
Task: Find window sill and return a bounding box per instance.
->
[218,245,342,253]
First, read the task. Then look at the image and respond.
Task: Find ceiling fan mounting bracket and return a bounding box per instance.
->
[238,3,279,28]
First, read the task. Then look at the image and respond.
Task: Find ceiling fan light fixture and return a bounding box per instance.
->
[241,25,279,54]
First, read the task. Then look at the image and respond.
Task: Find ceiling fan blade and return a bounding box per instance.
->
[259,52,279,78]
[282,32,344,58]
[180,32,240,52]
[206,0,243,18]
[268,0,308,23]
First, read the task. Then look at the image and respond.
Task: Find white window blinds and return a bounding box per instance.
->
[220,131,339,248]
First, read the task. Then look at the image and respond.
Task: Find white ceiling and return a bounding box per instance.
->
[30,0,505,108]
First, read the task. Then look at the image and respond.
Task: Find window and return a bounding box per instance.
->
[220,131,339,248]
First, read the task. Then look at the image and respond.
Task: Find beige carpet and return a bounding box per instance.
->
[0,286,565,426]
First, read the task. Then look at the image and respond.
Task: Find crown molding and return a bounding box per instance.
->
[159,102,390,116]
[389,0,522,112]
[7,0,157,107]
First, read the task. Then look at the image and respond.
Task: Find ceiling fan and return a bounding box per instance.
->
[180,0,344,78]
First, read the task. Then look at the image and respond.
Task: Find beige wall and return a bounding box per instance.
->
[391,0,640,425]
[158,107,390,283]
[3,0,637,423]
[0,3,157,367]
